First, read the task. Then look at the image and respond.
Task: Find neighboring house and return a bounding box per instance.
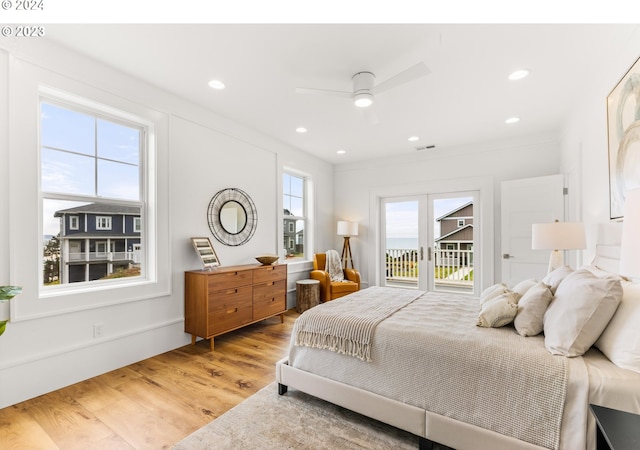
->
[283,208,303,256]
[54,203,141,283]
[435,202,474,266]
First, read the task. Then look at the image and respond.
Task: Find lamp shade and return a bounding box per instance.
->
[620,188,640,278]
[337,221,358,237]
[531,222,586,250]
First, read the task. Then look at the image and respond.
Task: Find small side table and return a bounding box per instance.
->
[590,404,640,450]
[296,279,320,313]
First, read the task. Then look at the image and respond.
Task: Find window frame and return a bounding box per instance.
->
[457,219,465,227]
[69,215,79,230]
[96,216,112,230]
[37,88,152,297]
[282,170,311,262]
[133,217,142,233]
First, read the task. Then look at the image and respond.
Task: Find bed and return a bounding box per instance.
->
[275,229,640,450]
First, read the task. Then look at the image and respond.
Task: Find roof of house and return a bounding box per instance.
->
[54,203,140,217]
[435,201,473,222]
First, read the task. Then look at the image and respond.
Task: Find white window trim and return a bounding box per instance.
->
[134,217,142,233]
[457,219,465,227]
[96,216,112,230]
[8,75,169,321]
[281,167,314,263]
[69,215,79,230]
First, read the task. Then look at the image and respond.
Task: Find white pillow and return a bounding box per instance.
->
[479,283,509,306]
[513,282,553,337]
[595,281,640,373]
[511,278,537,299]
[542,265,574,294]
[477,292,519,328]
[543,269,622,357]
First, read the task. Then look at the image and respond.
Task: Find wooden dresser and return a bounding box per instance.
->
[184,263,287,350]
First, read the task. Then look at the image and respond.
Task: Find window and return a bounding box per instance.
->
[96,216,112,230]
[283,173,306,259]
[40,98,144,286]
[457,219,465,227]
[69,215,79,230]
[134,217,141,233]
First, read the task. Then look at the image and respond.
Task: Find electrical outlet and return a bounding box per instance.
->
[93,324,103,338]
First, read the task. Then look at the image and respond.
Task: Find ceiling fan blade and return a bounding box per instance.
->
[371,62,431,95]
[295,87,352,98]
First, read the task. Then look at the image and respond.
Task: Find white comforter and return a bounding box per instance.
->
[289,288,589,450]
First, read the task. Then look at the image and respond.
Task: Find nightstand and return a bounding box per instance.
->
[590,404,640,450]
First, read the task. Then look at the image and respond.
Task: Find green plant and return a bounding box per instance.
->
[0,286,22,336]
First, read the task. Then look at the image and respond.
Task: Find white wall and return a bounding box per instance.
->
[333,135,563,289]
[560,27,640,264]
[0,39,332,408]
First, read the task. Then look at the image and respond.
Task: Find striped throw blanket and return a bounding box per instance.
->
[294,286,423,361]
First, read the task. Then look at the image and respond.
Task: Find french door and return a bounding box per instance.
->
[381,191,479,294]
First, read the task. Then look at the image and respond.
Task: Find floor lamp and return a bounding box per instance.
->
[337,221,358,269]
[532,221,586,274]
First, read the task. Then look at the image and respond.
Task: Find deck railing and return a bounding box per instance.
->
[386,248,474,285]
[67,251,136,262]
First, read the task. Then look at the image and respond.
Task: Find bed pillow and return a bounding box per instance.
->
[479,283,509,306]
[543,269,623,357]
[514,282,553,337]
[511,278,537,299]
[595,281,640,374]
[477,292,519,328]
[542,265,574,294]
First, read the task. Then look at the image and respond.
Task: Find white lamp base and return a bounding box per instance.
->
[547,250,564,274]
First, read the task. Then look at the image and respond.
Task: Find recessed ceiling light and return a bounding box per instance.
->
[408,136,419,142]
[508,70,529,81]
[337,149,346,155]
[208,79,225,90]
[505,117,520,124]
[296,127,307,133]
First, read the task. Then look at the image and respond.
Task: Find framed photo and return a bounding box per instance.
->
[191,237,221,269]
[607,55,640,219]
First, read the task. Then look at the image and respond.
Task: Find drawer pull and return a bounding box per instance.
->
[224,289,238,295]
[226,308,238,314]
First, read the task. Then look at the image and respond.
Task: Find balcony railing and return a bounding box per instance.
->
[386,248,474,287]
[67,251,137,263]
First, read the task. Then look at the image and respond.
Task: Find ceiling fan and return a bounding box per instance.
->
[295,62,431,119]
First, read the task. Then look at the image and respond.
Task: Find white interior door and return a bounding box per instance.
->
[500,174,564,286]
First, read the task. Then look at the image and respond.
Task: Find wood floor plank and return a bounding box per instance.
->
[92,397,183,450]
[0,308,299,449]
[0,405,60,450]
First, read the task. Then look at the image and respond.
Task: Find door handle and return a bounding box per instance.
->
[503,254,511,259]
[420,247,423,261]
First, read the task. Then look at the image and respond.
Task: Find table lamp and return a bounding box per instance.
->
[532,221,586,273]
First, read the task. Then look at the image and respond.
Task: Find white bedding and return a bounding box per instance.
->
[289,288,590,450]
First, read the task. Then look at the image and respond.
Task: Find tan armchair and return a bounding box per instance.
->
[310,253,361,302]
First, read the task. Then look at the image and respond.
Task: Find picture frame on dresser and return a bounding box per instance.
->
[190,237,221,269]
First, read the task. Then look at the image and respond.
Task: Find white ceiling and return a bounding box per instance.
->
[44,23,638,164]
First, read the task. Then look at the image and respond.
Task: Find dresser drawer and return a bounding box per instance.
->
[253,295,286,319]
[253,264,286,284]
[208,296,253,335]
[253,279,286,300]
[209,286,252,306]
[208,269,253,291]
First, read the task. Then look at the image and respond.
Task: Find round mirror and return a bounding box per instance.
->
[208,188,257,246]
[219,201,247,234]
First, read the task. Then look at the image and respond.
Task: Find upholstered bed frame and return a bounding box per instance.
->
[275,222,637,450]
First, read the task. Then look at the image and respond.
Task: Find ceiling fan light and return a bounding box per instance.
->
[354,92,373,108]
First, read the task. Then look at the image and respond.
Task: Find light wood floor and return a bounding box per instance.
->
[0,310,298,450]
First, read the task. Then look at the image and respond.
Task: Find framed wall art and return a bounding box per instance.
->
[607,55,640,219]
[191,237,221,269]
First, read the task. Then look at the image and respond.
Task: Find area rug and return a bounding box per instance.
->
[174,382,437,449]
